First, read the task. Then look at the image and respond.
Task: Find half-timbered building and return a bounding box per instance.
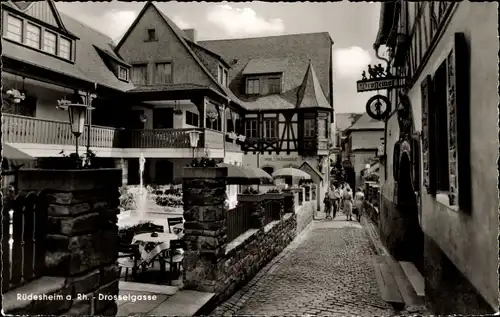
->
[2,1,334,204]
[373,1,498,314]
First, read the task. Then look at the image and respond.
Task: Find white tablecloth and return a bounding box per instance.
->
[132,232,179,263]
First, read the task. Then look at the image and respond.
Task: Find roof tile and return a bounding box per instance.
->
[242,58,289,75]
[296,61,331,109]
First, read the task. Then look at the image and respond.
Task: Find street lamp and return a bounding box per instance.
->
[57,90,94,156]
[187,130,201,159]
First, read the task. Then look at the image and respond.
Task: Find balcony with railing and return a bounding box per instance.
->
[2,114,226,150]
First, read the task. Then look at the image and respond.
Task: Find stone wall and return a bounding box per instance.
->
[4,169,122,316]
[182,170,316,307]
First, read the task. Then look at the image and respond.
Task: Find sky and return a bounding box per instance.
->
[55,1,383,114]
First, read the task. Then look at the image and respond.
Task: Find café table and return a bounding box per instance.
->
[132,232,179,264]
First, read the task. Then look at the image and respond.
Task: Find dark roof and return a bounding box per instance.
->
[198,32,333,111]
[296,60,330,109]
[127,83,208,93]
[185,39,231,69]
[374,2,397,48]
[299,161,324,180]
[1,3,134,92]
[242,58,289,75]
[347,112,384,131]
[336,113,363,132]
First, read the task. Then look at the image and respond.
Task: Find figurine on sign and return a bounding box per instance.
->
[368,65,376,79]
[361,71,367,80]
[375,64,385,77]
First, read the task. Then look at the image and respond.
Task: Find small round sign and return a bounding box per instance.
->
[365,94,391,121]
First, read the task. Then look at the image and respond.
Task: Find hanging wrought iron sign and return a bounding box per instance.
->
[365,94,391,121]
[356,64,406,92]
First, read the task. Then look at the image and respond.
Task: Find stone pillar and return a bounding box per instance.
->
[236,193,265,228]
[18,168,122,316]
[283,191,295,214]
[182,167,228,292]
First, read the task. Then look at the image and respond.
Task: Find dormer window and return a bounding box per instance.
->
[3,12,75,62]
[26,23,41,49]
[118,66,129,81]
[268,77,281,94]
[147,29,157,41]
[43,30,57,54]
[6,15,22,42]
[59,37,71,60]
[246,78,260,95]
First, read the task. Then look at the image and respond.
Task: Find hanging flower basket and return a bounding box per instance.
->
[140,114,147,123]
[5,89,26,104]
[206,110,218,122]
[173,107,183,115]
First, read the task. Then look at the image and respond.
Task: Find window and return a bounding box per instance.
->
[131,64,148,85]
[263,119,278,138]
[246,78,260,95]
[433,61,449,191]
[118,66,129,81]
[317,118,328,138]
[155,62,172,83]
[147,29,156,41]
[26,23,41,49]
[43,30,57,54]
[218,65,223,84]
[185,111,199,127]
[223,69,228,87]
[268,77,281,94]
[245,119,258,138]
[59,37,71,60]
[304,118,315,137]
[6,15,22,42]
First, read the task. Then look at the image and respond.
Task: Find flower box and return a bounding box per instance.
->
[183,167,227,179]
[237,193,265,203]
[264,193,284,200]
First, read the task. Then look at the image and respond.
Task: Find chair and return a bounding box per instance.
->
[161,239,185,284]
[118,244,141,281]
[167,217,183,233]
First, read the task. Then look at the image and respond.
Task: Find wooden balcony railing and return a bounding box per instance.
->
[227,203,252,242]
[2,114,226,150]
[2,114,119,148]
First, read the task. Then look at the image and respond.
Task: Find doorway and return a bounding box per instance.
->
[397,152,424,273]
[155,160,174,184]
[153,108,174,129]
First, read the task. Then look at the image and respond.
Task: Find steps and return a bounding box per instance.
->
[373,255,426,312]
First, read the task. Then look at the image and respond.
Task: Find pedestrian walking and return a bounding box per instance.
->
[332,185,341,219]
[339,184,345,213]
[354,187,365,222]
[343,185,354,221]
[323,188,333,219]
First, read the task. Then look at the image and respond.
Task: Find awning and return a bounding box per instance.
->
[272,168,312,180]
[217,163,272,185]
[2,144,35,160]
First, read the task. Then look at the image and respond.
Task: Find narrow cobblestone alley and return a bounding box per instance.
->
[210,214,399,317]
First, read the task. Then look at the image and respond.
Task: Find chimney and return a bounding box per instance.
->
[183,29,197,43]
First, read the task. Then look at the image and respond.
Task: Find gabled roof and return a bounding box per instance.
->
[347,112,385,131]
[114,2,244,108]
[242,58,289,75]
[296,60,331,109]
[2,8,134,92]
[299,161,324,180]
[199,32,333,111]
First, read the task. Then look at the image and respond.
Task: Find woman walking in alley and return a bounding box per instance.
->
[343,185,354,221]
[354,187,365,222]
[332,185,341,219]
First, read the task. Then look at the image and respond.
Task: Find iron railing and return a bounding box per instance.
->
[2,191,47,294]
[226,203,252,241]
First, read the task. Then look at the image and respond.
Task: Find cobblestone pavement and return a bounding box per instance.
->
[211,213,401,317]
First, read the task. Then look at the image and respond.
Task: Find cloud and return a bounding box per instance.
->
[333,46,372,78]
[206,4,285,37]
[172,16,191,29]
[73,10,137,43]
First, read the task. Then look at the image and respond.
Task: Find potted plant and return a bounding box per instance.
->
[264,188,284,200]
[237,187,264,202]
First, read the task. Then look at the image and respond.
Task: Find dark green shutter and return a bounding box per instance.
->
[421,75,437,195]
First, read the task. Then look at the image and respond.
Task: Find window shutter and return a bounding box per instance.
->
[448,32,471,210]
[421,74,437,194]
[411,134,421,193]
